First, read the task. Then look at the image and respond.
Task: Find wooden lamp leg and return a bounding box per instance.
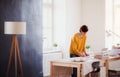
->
[6,36,15,77]
[14,36,17,77]
[15,36,23,77]
[6,35,23,77]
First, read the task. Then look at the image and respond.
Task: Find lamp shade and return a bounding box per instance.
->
[4,21,26,34]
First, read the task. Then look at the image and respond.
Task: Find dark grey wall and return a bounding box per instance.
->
[0,0,43,77]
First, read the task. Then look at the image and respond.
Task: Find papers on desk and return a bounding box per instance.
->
[70,56,98,62]
[94,49,120,59]
[71,57,87,62]
[72,59,84,62]
[109,48,120,56]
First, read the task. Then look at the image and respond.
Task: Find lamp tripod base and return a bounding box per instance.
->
[6,35,23,77]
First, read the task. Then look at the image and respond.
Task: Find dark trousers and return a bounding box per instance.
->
[70,54,79,77]
[70,54,79,57]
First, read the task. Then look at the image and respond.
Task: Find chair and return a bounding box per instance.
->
[86,61,100,77]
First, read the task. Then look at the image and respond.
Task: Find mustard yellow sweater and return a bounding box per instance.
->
[70,33,86,55]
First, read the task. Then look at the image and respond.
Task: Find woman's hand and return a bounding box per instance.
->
[79,52,89,57]
[85,52,89,56]
[78,53,86,57]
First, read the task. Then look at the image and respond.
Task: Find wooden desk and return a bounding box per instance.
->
[50,56,120,77]
[50,57,100,77]
[102,56,120,77]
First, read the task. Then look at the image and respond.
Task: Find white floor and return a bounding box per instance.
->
[44,76,49,77]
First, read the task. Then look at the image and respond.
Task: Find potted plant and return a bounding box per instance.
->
[53,43,58,50]
[86,45,91,55]
[86,45,90,50]
[117,43,120,46]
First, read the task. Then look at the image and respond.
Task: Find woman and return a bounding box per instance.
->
[70,25,89,57]
[69,25,89,77]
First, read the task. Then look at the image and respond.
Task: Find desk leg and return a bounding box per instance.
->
[82,75,85,77]
[77,65,84,77]
[77,65,81,77]
[50,62,53,77]
[105,60,109,77]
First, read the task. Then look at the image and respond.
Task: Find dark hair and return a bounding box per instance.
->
[79,25,88,32]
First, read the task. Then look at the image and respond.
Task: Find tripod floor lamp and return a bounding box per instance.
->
[4,21,26,77]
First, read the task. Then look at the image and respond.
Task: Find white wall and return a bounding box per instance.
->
[54,0,82,58]
[53,0,67,57]
[54,0,106,57]
[81,0,105,52]
[65,0,82,57]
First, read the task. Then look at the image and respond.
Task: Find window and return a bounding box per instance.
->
[106,0,120,49]
[113,0,120,44]
[42,0,54,51]
[42,0,67,52]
